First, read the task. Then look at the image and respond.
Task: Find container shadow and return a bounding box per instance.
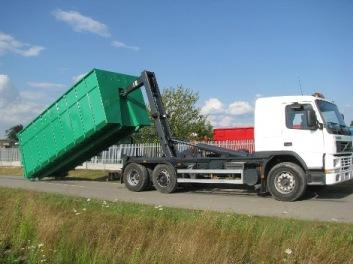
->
[45,174,121,182]
[305,182,353,200]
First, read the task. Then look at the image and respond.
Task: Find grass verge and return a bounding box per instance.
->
[0,187,353,263]
[0,167,23,176]
[0,167,109,180]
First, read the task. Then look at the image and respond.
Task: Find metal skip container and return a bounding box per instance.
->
[18,69,150,179]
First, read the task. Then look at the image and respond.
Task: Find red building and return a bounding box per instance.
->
[213,127,254,141]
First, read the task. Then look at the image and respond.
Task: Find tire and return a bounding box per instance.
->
[123,163,149,192]
[152,164,178,193]
[267,162,307,202]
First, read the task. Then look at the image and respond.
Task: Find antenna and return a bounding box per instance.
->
[298,76,303,95]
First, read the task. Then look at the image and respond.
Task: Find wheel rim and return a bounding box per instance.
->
[274,171,296,194]
[127,169,140,186]
[156,169,170,187]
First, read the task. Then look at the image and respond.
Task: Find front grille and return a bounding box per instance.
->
[336,141,353,153]
[341,157,352,171]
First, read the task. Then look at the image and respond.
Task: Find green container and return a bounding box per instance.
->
[18,69,150,179]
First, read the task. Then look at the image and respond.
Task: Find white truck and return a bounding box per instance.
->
[121,71,353,201]
[255,95,353,198]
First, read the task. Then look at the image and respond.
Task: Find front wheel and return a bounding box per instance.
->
[152,164,178,193]
[123,163,149,192]
[267,162,307,201]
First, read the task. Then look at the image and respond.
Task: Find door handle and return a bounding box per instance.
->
[284,142,292,146]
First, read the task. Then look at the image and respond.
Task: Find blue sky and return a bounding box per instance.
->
[0,0,353,136]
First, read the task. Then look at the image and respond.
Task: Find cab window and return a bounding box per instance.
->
[285,104,313,130]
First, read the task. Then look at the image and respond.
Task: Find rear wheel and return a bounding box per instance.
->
[267,162,307,201]
[152,164,178,193]
[123,163,149,192]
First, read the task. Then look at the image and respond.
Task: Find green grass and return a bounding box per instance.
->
[0,167,23,176]
[0,167,110,180]
[0,187,353,263]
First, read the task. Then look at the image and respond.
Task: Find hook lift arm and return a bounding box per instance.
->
[121,70,248,159]
[120,71,178,158]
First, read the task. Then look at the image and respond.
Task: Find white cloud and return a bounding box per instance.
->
[208,115,234,128]
[0,75,44,136]
[228,101,253,115]
[0,32,44,57]
[200,98,225,115]
[207,114,253,128]
[0,75,18,107]
[1,102,44,125]
[19,90,46,101]
[27,81,66,90]
[219,116,236,127]
[201,98,254,128]
[52,9,111,37]
[111,40,140,51]
[52,10,141,51]
[72,73,86,83]
[19,46,44,57]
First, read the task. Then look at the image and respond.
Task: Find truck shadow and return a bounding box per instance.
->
[178,182,353,200]
[304,182,353,200]
[177,183,263,198]
[47,176,353,200]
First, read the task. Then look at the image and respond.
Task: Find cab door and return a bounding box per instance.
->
[282,103,324,169]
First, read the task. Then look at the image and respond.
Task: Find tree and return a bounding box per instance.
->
[350,120,353,127]
[6,124,23,142]
[133,86,213,143]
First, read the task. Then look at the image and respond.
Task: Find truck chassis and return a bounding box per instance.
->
[120,71,322,201]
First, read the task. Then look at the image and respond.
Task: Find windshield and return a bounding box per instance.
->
[316,100,351,135]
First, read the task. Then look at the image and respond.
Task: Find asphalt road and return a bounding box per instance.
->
[1,175,353,223]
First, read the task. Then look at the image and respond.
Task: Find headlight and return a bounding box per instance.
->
[333,158,340,167]
[325,168,341,174]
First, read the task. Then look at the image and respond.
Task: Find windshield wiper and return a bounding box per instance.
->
[326,122,340,133]
[339,125,351,135]
[327,121,339,126]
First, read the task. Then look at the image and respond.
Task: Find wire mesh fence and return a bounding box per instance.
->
[0,148,20,162]
[88,140,254,164]
[0,140,255,166]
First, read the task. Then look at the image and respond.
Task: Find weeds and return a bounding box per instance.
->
[0,187,353,263]
[0,167,109,180]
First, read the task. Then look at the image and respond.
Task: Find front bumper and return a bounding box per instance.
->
[325,155,353,185]
[325,170,353,185]
[308,154,353,185]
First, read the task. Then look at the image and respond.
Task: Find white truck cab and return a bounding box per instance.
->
[255,94,353,187]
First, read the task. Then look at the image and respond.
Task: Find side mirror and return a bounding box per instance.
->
[341,113,345,120]
[306,109,318,130]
